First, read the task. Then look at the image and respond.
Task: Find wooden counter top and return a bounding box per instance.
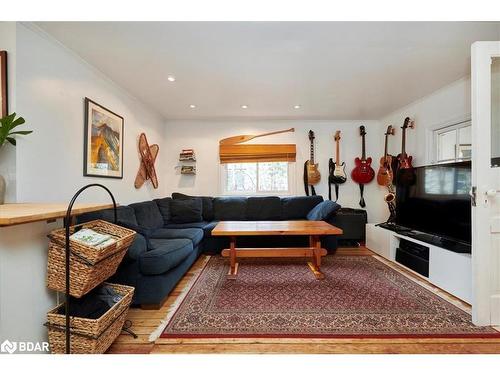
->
[0,203,114,227]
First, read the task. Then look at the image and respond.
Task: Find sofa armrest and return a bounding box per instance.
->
[123,234,148,262]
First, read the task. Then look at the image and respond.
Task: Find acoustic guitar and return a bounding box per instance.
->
[328,131,347,201]
[351,125,375,207]
[306,130,321,185]
[376,125,395,186]
[395,117,416,186]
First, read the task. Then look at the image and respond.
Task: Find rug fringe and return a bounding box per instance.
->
[148,255,211,342]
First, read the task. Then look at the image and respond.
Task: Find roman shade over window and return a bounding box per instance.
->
[219,144,297,164]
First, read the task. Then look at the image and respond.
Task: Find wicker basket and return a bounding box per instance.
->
[46,283,134,354]
[47,220,136,298]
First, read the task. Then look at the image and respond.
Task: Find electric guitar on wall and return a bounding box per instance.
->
[351,125,375,207]
[376,125,395,186]
[395,117,416,186]
[328,131,347,201]
[306,130,321,185]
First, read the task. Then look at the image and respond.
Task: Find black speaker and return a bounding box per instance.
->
[395,239,429,277]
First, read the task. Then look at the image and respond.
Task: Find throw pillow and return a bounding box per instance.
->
[154,197,172,223]
[306,200,341,221]
[170,198,203,224]
[129,201,164,230]
[172,192,214,221]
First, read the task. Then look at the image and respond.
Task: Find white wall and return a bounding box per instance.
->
[0,22,17,203]
[6,22,476,219]
[164,120,390,223]
[380,77,471,167]
[13,24,168,205]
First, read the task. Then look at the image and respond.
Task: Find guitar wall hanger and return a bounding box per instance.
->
[134,133,159,189]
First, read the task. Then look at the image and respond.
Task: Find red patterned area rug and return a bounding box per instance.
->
[159,256,500,339]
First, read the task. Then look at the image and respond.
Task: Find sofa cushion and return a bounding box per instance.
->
[170,198,203,223]
[163,221,218,237]
[246,196,281,220]
[281,196,324,219]
[172,192,214,221]
[150,228,204,247]
[129,201,164,230]
[77,206,138,226]
[140,238,194,275]
[306,200,341,221]
[154,197,172,224]
[213,197,248,220]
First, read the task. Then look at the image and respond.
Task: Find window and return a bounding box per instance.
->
[433,121,471,164]
[221,162,293,195]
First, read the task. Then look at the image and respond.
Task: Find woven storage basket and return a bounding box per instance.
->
[46,283,134,354]
[47,220,136,298]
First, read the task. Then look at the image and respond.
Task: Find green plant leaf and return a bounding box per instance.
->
[8,130,33,136]
[10,116,26,129]
[0,113,16,130]
[1,113,30,148]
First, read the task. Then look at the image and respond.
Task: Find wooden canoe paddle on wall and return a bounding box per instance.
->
[219,128,295,145]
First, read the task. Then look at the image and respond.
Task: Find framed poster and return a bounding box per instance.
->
[0,51,7,118]
[84,98,124,178]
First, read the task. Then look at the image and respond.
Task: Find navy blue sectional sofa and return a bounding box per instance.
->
[77,194,342,308]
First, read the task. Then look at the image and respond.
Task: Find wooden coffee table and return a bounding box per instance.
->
[211,220,343,280]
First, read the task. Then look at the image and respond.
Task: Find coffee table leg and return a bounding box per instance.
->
[228,236,238,279]
[307,235,325,280]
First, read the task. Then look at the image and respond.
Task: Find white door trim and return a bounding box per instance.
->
[471,41,500,325]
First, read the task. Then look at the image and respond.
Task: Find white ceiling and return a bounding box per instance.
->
[37,21,500,120]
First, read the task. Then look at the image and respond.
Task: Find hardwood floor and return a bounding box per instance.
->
[107,247,500,354]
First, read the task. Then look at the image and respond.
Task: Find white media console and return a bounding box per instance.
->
[366,223,472,303]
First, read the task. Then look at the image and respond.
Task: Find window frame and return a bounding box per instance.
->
[219,161,296,196]
[432,120,471,164]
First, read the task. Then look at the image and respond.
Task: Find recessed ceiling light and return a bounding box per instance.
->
[241,105,248,109]
[293,105,301,109]
[167,75,176,82]
[189,104,196,109]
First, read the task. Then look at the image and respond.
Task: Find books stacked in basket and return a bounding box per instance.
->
[45,220,136,354]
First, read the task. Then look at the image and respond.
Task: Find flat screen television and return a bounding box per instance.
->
[395,161,471,245]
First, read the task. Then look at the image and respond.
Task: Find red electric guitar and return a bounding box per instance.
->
[351,125,375,207]
[395,117,416,186]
